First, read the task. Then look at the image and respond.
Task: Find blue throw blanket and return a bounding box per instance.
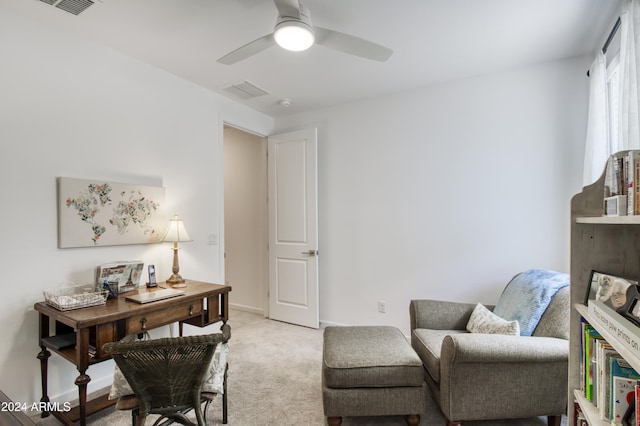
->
[492,269,569,336]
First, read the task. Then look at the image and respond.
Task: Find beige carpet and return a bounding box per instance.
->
[32,310,566,425]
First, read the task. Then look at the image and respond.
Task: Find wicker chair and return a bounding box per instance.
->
[103,324,231,426]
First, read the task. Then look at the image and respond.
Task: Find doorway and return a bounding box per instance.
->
[223,125,268,316]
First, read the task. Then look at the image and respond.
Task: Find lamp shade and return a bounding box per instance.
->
[162,215,192,243]
[274,21,315,52]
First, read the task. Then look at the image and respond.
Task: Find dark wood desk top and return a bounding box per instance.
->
[34,280,230,329]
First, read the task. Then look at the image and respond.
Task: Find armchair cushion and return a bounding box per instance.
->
[412,329,466,383]
[465,303,520,336]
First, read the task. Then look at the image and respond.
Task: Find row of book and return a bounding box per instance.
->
[582,321,640,425]
[605,150,640,216]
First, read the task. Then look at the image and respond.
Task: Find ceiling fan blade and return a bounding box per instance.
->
[217,34,276,65]
[273,0,301,19]
[314,27,393,62]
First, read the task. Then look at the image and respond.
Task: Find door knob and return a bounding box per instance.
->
[302,250,318,256]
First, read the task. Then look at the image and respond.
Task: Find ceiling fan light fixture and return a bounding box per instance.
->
[274,20,314,52]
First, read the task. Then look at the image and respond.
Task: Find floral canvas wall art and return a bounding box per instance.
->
[57,177,167,248]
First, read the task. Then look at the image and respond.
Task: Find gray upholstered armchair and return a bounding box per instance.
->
[409,272,569,426]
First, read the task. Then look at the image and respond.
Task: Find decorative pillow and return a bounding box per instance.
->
[108,364,133,400]
[466,303,520,335]
[202,342,228,394]
[109,342,229,400]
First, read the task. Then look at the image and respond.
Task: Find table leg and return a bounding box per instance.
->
[221,292,229,323]
[75,328,91,426]
[74,373,91,426]
[37,346,51,417]
[37,313,51,418]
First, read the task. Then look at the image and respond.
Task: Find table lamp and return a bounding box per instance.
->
[162,214,192,288]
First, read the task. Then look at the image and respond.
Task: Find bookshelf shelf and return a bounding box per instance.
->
[576,215,640,224]
[574,390,608,426]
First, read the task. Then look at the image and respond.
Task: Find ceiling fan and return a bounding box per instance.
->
[217,0,393,65]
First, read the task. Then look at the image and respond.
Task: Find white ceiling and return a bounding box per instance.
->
[2,0,622,118]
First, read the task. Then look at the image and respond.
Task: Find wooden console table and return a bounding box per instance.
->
[34,280,231,426]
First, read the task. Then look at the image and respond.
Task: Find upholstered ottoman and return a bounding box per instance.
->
[322,326,427,426]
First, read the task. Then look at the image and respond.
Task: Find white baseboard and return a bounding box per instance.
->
[230,303,264,316]
[319,319,347,328]
[46,376,113,405]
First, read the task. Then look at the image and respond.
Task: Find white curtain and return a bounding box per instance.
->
[618,0,640,153]
[583,0,640,186]
[583,52,609,185]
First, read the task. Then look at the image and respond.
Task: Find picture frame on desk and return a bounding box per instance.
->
[585,270,637,309]
[96,261,144,293]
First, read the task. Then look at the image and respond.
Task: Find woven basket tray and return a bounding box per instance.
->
[44,283,108,311]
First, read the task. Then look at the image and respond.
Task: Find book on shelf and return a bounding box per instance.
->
[605,153,625,197]
[42,333,76,351]
[597,341,619,420]
[575,402,587,426]
[635,152,640,215]
[635,382,640,426]
[584,324,604,402]
[604,150,640,215]
[613,375,639,425]
[626,150,640,215]
[611,357,640,425]
[580,318,590,393]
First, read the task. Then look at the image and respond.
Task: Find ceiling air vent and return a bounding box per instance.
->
[39,0,94,16]
[223,80,270,100]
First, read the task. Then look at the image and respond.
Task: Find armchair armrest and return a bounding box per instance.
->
[442,333,567,364]
[410,299,494,331]
[438,333,568,421]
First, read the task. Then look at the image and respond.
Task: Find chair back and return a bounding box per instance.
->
[532,286,570,340]
[104,326,230,423]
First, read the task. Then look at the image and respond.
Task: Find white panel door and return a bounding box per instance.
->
[268,128,318,328]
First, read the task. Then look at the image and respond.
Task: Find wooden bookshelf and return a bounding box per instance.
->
[569,154,640,425]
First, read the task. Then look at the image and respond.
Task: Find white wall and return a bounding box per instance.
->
[275,56,590,334]
[0,1,593,410]
[0,7,273,406]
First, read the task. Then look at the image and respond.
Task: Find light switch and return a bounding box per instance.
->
[208,234,218,245]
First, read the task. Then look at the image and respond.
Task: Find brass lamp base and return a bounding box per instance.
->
[166,273,187,288]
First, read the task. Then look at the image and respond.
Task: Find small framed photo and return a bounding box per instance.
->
[585,270,638,309]
[618,285,640,327]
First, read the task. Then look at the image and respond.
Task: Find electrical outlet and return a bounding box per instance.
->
[378,301,386,313]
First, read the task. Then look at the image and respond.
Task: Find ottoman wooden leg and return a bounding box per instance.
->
[406,414,420,426]
[327,416,342,426]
